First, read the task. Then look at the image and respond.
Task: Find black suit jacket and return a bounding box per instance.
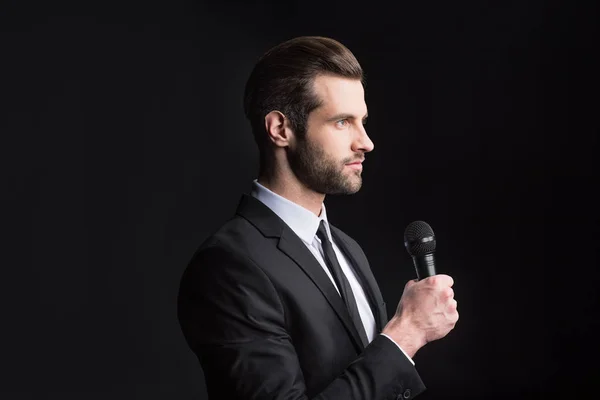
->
[177,194,426,399]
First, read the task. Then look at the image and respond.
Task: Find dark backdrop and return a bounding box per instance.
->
[2,0,598,399]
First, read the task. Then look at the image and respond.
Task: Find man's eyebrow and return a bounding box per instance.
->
[326,112,369,122]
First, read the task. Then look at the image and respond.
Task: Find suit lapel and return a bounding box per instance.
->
[236,194,366,352]
[278,229,366,352]
[329,226,388,333]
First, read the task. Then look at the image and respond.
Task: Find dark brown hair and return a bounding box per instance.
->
[243,36,364,159]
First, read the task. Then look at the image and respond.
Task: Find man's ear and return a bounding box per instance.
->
[265,111,293,148]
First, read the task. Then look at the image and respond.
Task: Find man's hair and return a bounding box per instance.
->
[243,36,364,158]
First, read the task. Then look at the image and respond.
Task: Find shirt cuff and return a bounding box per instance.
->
[379,333,415,366]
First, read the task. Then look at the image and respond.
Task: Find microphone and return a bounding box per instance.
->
[404,221,437,280]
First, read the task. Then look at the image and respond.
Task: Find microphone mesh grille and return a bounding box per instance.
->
[404,220,436,256]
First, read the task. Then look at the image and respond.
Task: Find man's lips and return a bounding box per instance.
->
[345,159,364,165]
[346,160,364,170]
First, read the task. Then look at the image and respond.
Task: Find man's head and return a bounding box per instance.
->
[244,36,374,195]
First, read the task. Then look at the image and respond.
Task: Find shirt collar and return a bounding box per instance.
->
[250,179,331,244]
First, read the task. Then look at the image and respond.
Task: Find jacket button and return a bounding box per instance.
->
[403,389,411,398]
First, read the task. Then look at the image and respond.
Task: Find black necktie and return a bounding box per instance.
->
[317,220,369,347]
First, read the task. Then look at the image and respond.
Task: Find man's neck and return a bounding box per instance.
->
[257,174,325,217]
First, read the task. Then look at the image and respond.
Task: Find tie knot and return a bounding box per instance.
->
[317,219,329,243]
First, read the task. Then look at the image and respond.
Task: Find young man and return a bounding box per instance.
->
[177,36,458,399]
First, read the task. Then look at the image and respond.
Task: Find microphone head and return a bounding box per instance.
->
[404,221,436,257]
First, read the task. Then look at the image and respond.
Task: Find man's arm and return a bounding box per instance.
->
[177,244,425,400]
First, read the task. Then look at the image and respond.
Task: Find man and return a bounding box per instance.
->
[177,36,458,399]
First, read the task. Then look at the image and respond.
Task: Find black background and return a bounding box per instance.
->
[2,0,598,399]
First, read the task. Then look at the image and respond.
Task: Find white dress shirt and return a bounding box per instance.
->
[250,180,414,365]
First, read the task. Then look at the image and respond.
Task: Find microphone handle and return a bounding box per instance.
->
[413,253,436,280]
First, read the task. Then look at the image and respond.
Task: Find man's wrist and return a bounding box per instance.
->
[380,333,416,365]
[381,317,425,359]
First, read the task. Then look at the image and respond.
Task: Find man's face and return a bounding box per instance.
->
[288,75,374,195]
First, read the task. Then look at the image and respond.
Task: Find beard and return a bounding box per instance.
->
[287,137,363,195]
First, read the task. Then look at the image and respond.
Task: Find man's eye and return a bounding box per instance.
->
[336,119,348,127]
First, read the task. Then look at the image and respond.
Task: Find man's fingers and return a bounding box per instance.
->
[405,279,418,289]
[448,298,458,310]
[426,274,454,288]
[444,287,454,299]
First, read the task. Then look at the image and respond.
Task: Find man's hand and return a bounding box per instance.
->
[382,274,459,358]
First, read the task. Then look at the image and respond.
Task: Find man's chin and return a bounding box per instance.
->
[327,180,362,196]
[347,175,363,193]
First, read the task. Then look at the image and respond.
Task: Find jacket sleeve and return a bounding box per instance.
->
[177,243,426,400]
